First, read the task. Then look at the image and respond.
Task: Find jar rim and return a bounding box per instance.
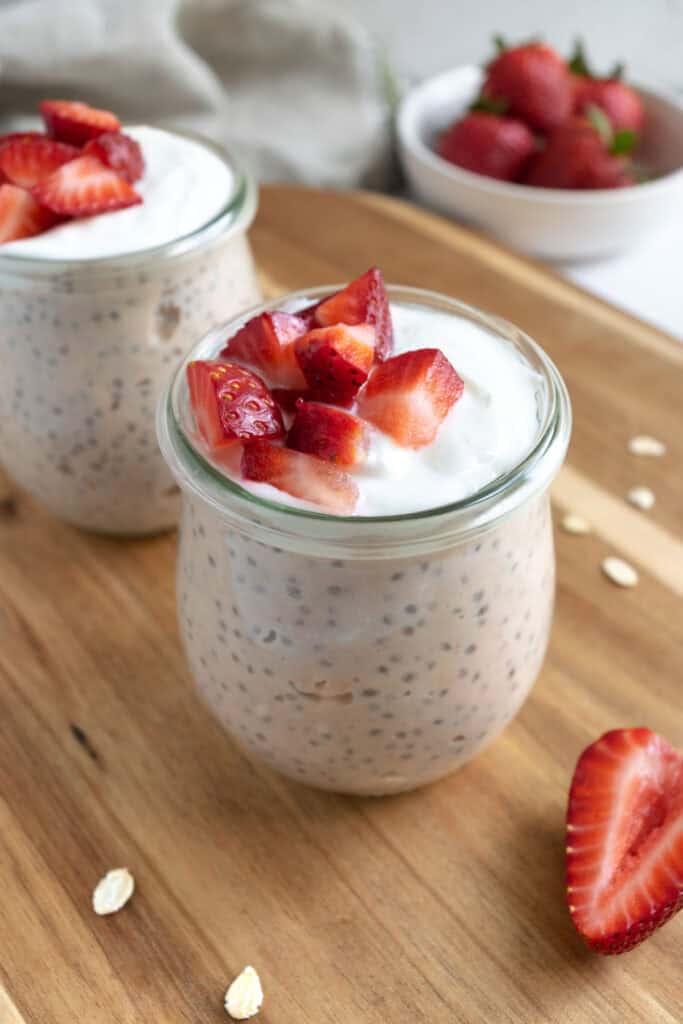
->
[0,127,258,275]
[157,285,572,557]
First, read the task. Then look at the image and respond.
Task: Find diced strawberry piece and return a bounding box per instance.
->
[302,267,393,360]
[357,348,464,449]
[0,137,78,189]
[271,388,311,413]
[83,132,145,183]
[0,132,44,150]
[187,360,284,450]
[241,440,358,514]
[566,728,683,955]
[287,401,370,467]
[221,311,308,388]
[40,99,121,146]
[33,155,141,216]
[0,185,59,244]
[295,323,375,407]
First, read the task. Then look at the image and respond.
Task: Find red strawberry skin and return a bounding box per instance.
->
[187,360,284,450]
[566,728,683,954]
[303,267,393,360]
[83,132,145,183]
[524,117,632,189]
[241,440,358,514]
[287,400,370,467]
[0,137,79,189]
[357,348,464,449]
[482,42,573,133]
[221,311,308,389]
[573,77,644,133]
[0,184,59,243]
[40,99,121,145]
[295,323,375,407]
[33,154,142,216]
[438,112,536,181]
[271,388,311,413]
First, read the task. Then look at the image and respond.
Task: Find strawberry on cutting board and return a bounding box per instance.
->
[0,184,59,243]
[187,361,284,450]
[566,727,683,954]
[482,40,573,134]
[301,267,393,360]
[287,400,370,467]
[40,99,121,146]
[295,323,376,407]
[357,348,464,449]
[438,111,536,182]
[33,154,142,216]
[221,312,308,389]
[241,440,359,514]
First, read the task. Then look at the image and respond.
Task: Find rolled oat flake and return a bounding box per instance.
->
[601,557,639,588]
[92,867,135,915]
[225,965,263,1020]
[628,436,666,457]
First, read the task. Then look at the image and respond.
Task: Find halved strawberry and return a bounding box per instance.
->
[33,155,141,216]
[187,360,284,450]
[0,137,78,189]
[566,728,683,955]
[295,323,375,407]
[83,132,144,183]
[40,100,121,146]
[301,267,393,360]
[0,132,43,150]
[271,388,311,413]
[221,311,308,388]
[287,400,370,467]
[0,185,59,243]
[241,440,358,514]
[357,348,464,448]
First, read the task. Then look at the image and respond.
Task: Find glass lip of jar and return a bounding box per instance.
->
[0,127,258,276]
[157,285,572,558]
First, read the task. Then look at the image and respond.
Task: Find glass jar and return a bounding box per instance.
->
[157,286,571,795]
[0,134,261,535]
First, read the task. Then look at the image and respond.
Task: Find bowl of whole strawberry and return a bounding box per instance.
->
[398,38,683,260]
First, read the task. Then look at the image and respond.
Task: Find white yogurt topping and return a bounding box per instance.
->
[2,126,235,260]
[221,301,544,516]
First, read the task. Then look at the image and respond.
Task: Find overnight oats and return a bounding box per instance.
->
[0,99,260,534]
[158,270,571,795]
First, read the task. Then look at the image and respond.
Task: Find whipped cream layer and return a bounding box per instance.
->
[3,126,235,260]
[219,301,544,516]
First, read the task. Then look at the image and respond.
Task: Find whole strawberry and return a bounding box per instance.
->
[482,40,573,134]
[523,116,634,189]
[438,111,535,181]
[569,43,644,132]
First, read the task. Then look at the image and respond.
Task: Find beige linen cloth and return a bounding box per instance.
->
[0,0,394,187]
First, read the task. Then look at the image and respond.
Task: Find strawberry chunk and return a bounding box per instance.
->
[187,361,284,450]
[0,184,59,243]
[357,348,464,448]
[0,137,78,189]
[40,99,121,146]
[302,267,393,360]
[83,132,145,183]
[295,323,375,407]
[33,155,141,216]
[287,401,370,467]
[567,728,683,954]
[271,388,311,413]
[241,440,358,514]
[221,312,308,389]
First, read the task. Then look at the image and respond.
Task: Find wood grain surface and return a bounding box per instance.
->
[0,186,681,1024]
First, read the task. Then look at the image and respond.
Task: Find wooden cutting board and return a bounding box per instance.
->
[0,186,681,1024]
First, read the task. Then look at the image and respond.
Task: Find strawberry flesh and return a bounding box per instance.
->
[83,132,145,183]
[301,267,393,360]
[287,400,370,467]
[566,728,683,954]
[271,388,311,413]
[40,99,121,146]
[357,348,464,448]
[0,184,59,243]
[241,440,358,514]
[221,311,308,389]
[295,323,375,407]
[0,137,79,189]
[187,360,284,450]
[33,154,142,216]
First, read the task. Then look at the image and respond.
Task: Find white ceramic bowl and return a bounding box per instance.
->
[397,65,683,261]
